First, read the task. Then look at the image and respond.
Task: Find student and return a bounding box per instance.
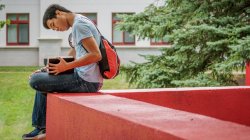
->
[22,4,103,140]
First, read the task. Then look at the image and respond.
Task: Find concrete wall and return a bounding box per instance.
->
[0,47,38,66]
[46,87,250,140]
[0,0,40,48]
[0,0,167,66]
[0,46,163,66]
[62,46,164,65]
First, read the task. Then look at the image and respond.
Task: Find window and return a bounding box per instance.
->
[151,37,169,45]
[80,13,97,25]
[6,14,29,45]
[112,13,135,45]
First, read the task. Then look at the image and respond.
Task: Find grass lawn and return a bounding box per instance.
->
[0,66,132,140]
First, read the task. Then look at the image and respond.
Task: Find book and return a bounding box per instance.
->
[44,56,75,75]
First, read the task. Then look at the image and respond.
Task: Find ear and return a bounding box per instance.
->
[55,10,61,15]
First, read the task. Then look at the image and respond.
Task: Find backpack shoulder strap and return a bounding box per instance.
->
[85,17,103,36]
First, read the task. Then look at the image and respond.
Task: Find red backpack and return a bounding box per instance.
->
[68,28,120,79]
[98,35,120,79]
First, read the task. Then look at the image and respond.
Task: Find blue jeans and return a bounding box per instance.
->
[29,71,102,129]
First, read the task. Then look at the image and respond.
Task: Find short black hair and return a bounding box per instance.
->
[43,4,72,29]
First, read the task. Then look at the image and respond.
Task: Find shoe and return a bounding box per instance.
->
[22,128,46,140]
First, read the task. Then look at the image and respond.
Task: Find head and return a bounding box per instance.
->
[43,4,72,31]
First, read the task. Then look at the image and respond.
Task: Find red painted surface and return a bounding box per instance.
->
[106,87,250,126]
[46,94,181,140]
[246,61,250,86]
[46,93,250,140]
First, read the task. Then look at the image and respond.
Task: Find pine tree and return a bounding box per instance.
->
[118,0,250,88]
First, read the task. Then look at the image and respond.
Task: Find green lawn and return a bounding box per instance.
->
[0,66,132,140]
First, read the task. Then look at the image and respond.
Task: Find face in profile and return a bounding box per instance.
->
[46,10,70,31]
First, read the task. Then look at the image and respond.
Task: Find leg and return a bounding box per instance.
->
[29,71,100,128]
[23,72,101,139]
[32,91,47,129]
[29,72,99,93]
[22,91,47,140]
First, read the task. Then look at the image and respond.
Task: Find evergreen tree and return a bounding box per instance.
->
[118,0,250,88]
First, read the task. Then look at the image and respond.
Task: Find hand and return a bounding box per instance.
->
[29,67,47,80]
[48,57,69,75]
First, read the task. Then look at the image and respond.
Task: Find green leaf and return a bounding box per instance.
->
[120,0,250,88]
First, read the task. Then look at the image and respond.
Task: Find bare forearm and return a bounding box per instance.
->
[66,53,101,70]
[48,37,102,75]
[68,48,76,58]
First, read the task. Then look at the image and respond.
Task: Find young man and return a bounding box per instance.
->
[22,4,103,140]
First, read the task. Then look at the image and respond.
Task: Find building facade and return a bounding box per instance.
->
[0,0,167,66]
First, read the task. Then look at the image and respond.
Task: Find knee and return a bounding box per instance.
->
[29,73,42,90]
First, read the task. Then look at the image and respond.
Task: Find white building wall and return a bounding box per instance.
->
[0,47,38,66]
[39,0,155,47]
[0,0,167,66]
[0,0,40,48]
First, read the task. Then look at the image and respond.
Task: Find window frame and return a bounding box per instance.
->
[150,38,170,46]
[112,13,135,45]
[79,13,98,25]
[6,13,30,46]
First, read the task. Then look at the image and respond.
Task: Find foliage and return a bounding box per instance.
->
[118,0,250,88]
[0,3,4,10]
[0,3,9,29]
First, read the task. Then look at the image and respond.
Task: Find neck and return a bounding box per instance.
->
[66,13,75,27]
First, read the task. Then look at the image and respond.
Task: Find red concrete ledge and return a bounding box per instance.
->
[104,86,250,126]
[246,62,250,85]
[46,87,250,140]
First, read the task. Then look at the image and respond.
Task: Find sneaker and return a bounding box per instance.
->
[22,128,46,140]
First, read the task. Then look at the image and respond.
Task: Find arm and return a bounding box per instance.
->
[48,36,102,75]
[67,36,102,67]
[68,47,76,58]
